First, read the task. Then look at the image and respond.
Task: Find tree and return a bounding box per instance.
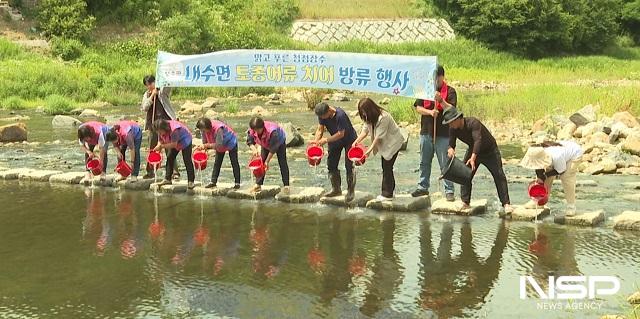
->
[38,0,95,41]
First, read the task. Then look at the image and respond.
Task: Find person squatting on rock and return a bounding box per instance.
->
[105,120,143,182]
[246,117,290,194]
[520,140,583,216]
[195,117,241,190]
[313,102,358,202]
[353,97,405,201]
[78,121,110,180]
[442,107,514,213]
[152,119,196,189]
[412,65,456,201]
[141,75,179,180]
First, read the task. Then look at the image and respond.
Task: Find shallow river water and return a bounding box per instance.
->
[1,103,639,318]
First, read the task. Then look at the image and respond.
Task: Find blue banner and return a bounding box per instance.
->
[156,50,438,100]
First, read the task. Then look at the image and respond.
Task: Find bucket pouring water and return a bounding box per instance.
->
[86,158,103,176]
[306,144,324,166]
[440,156,473,185]
[347,144,367,166]
[193,150,208,171]
[249,156,266,178]
[528,181,549,205]
[115,160,132,178]
[147,151,163,169]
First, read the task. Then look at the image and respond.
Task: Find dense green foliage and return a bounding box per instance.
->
[1,96,27,110]
[51,37,85,61]
[621,0,640,44]
[37,0,95,41]
[430,0,621,57]
[44,94,75,115]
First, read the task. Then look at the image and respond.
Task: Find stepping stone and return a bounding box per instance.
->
[508,206,550,221]
[431,199,487,216]
[227,185,281,200]
[49,172,86,184]
[0,168,33,180]
[554,210,605,226]
[554,179,597,187]
[80,174,119,187]
[320,191,374,208]
[187,183,237,196]
[623,182,640,190]
[366,194,429,212]
[150,181,200,194]
[623,193,640,201]
[276,187,324,203]
[613,211,640,231]
[117,178,155,190]
[19,170,63,182]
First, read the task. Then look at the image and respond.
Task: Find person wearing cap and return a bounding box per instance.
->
[520,141,583,215]
[411,65,456,201]
[442,107,513,213]
[313,102,358,201]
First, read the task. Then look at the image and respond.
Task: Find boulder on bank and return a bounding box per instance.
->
[283,122,304,147]
[251,106,271,117]
[613,211,640,231]
[0,123,27,142]
[201,97,220,109]
[179,101,203,115]
[52,115,81,127]
[569,104,597,126]
[622,133,640,156]
[78,109,99,118]
[331,92,349,102]
[612,111,639,128]
[557,122,577,140]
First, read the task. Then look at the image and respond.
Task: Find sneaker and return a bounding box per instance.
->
[445,193,455,202]
[566,204,576,217]
[411,188,429,197]
[187,182,195,190]
[376,195,393,201]
[281,186,290,195]
[204,183,216,189]
[503,204,514,214]
[233,183,241,189]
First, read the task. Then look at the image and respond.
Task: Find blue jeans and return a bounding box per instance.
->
[120,127,143,177]
[418,134,454,194]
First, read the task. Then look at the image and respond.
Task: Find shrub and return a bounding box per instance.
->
[621,0,640,44]
[157,4,219,54]
[430,0,620,57]
[387,97,419,123]
[51,37,84,61]
[105,39,155,61]
[224,100,240,114]
[38,0,95,41]
[2,96,27,110]
[44,94,75,115]
[302,89,328,111]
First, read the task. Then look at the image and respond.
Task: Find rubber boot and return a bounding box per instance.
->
[322,171,342,197]
[345,171,356,202]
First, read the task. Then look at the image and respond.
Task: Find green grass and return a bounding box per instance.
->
[224,99,240,114]
[387,97,420,123]
[1,96,27,110]
[295,0,423,19]
[44,94,75,115]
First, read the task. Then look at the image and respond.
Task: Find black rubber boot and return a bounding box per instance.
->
[345,171,356,202]
[322,171,342,197]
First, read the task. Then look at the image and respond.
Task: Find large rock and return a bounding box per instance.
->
[613,211,640,231]
[227,185,281,200]
[18,169,63,182]
[509,206,551,221]
[557,122,577,140]
[0,168,34,180]
[331,92,349,102]
[431,199,487,216]
[584,159,617,175]
[276,187,324,203]
[554,210,605,227]
[569,105,597,126]
[283,122,304,147]
[150,180,200,193]
[622,133,640,156]
[0,123,27,142]
[49,172,86,184]
[201,97,220,109]
[52,115,82,127]
[320,191,374,208]
[604,150,636,168]
[612,111,639,128]
[588,131,609,145]
[251,106,271,117]
[365,194,429,212]
[78,109,99,118]
[579,122,603,138]
[399,128,409,151]
[179,101,203,115]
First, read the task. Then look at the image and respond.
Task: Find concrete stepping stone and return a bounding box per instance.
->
[49,172,86,184]
[554,210,605,226]
[508,205,551,221]
[19,170,63,182]
[622,193,640,201]
[431,198,487,216]
[623,182,640,190]
[613,211,640,231]
[276,187,324,203]
[320,191,374,208]
[187,183,237,196]
[0,168,33,180]
[227,185,281,200]
[150,181,200,194]
[117,178,155,190]
[80,174,119,187]
[366,194,429,212]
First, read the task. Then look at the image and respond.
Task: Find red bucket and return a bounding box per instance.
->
[528,181,549,206]
[306,144,324,166]
[86,158,102,176]
[147,151,163,169]
[248,156,266,178]
[348,144,367,166]
[193,150,208,171]
[115,160,132,178]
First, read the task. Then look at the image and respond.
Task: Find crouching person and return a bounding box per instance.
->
[152,119,195,189]
[105,120,143,181]
[246,117,290,194]
[195,118,241,189]
[78,121,110,180]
